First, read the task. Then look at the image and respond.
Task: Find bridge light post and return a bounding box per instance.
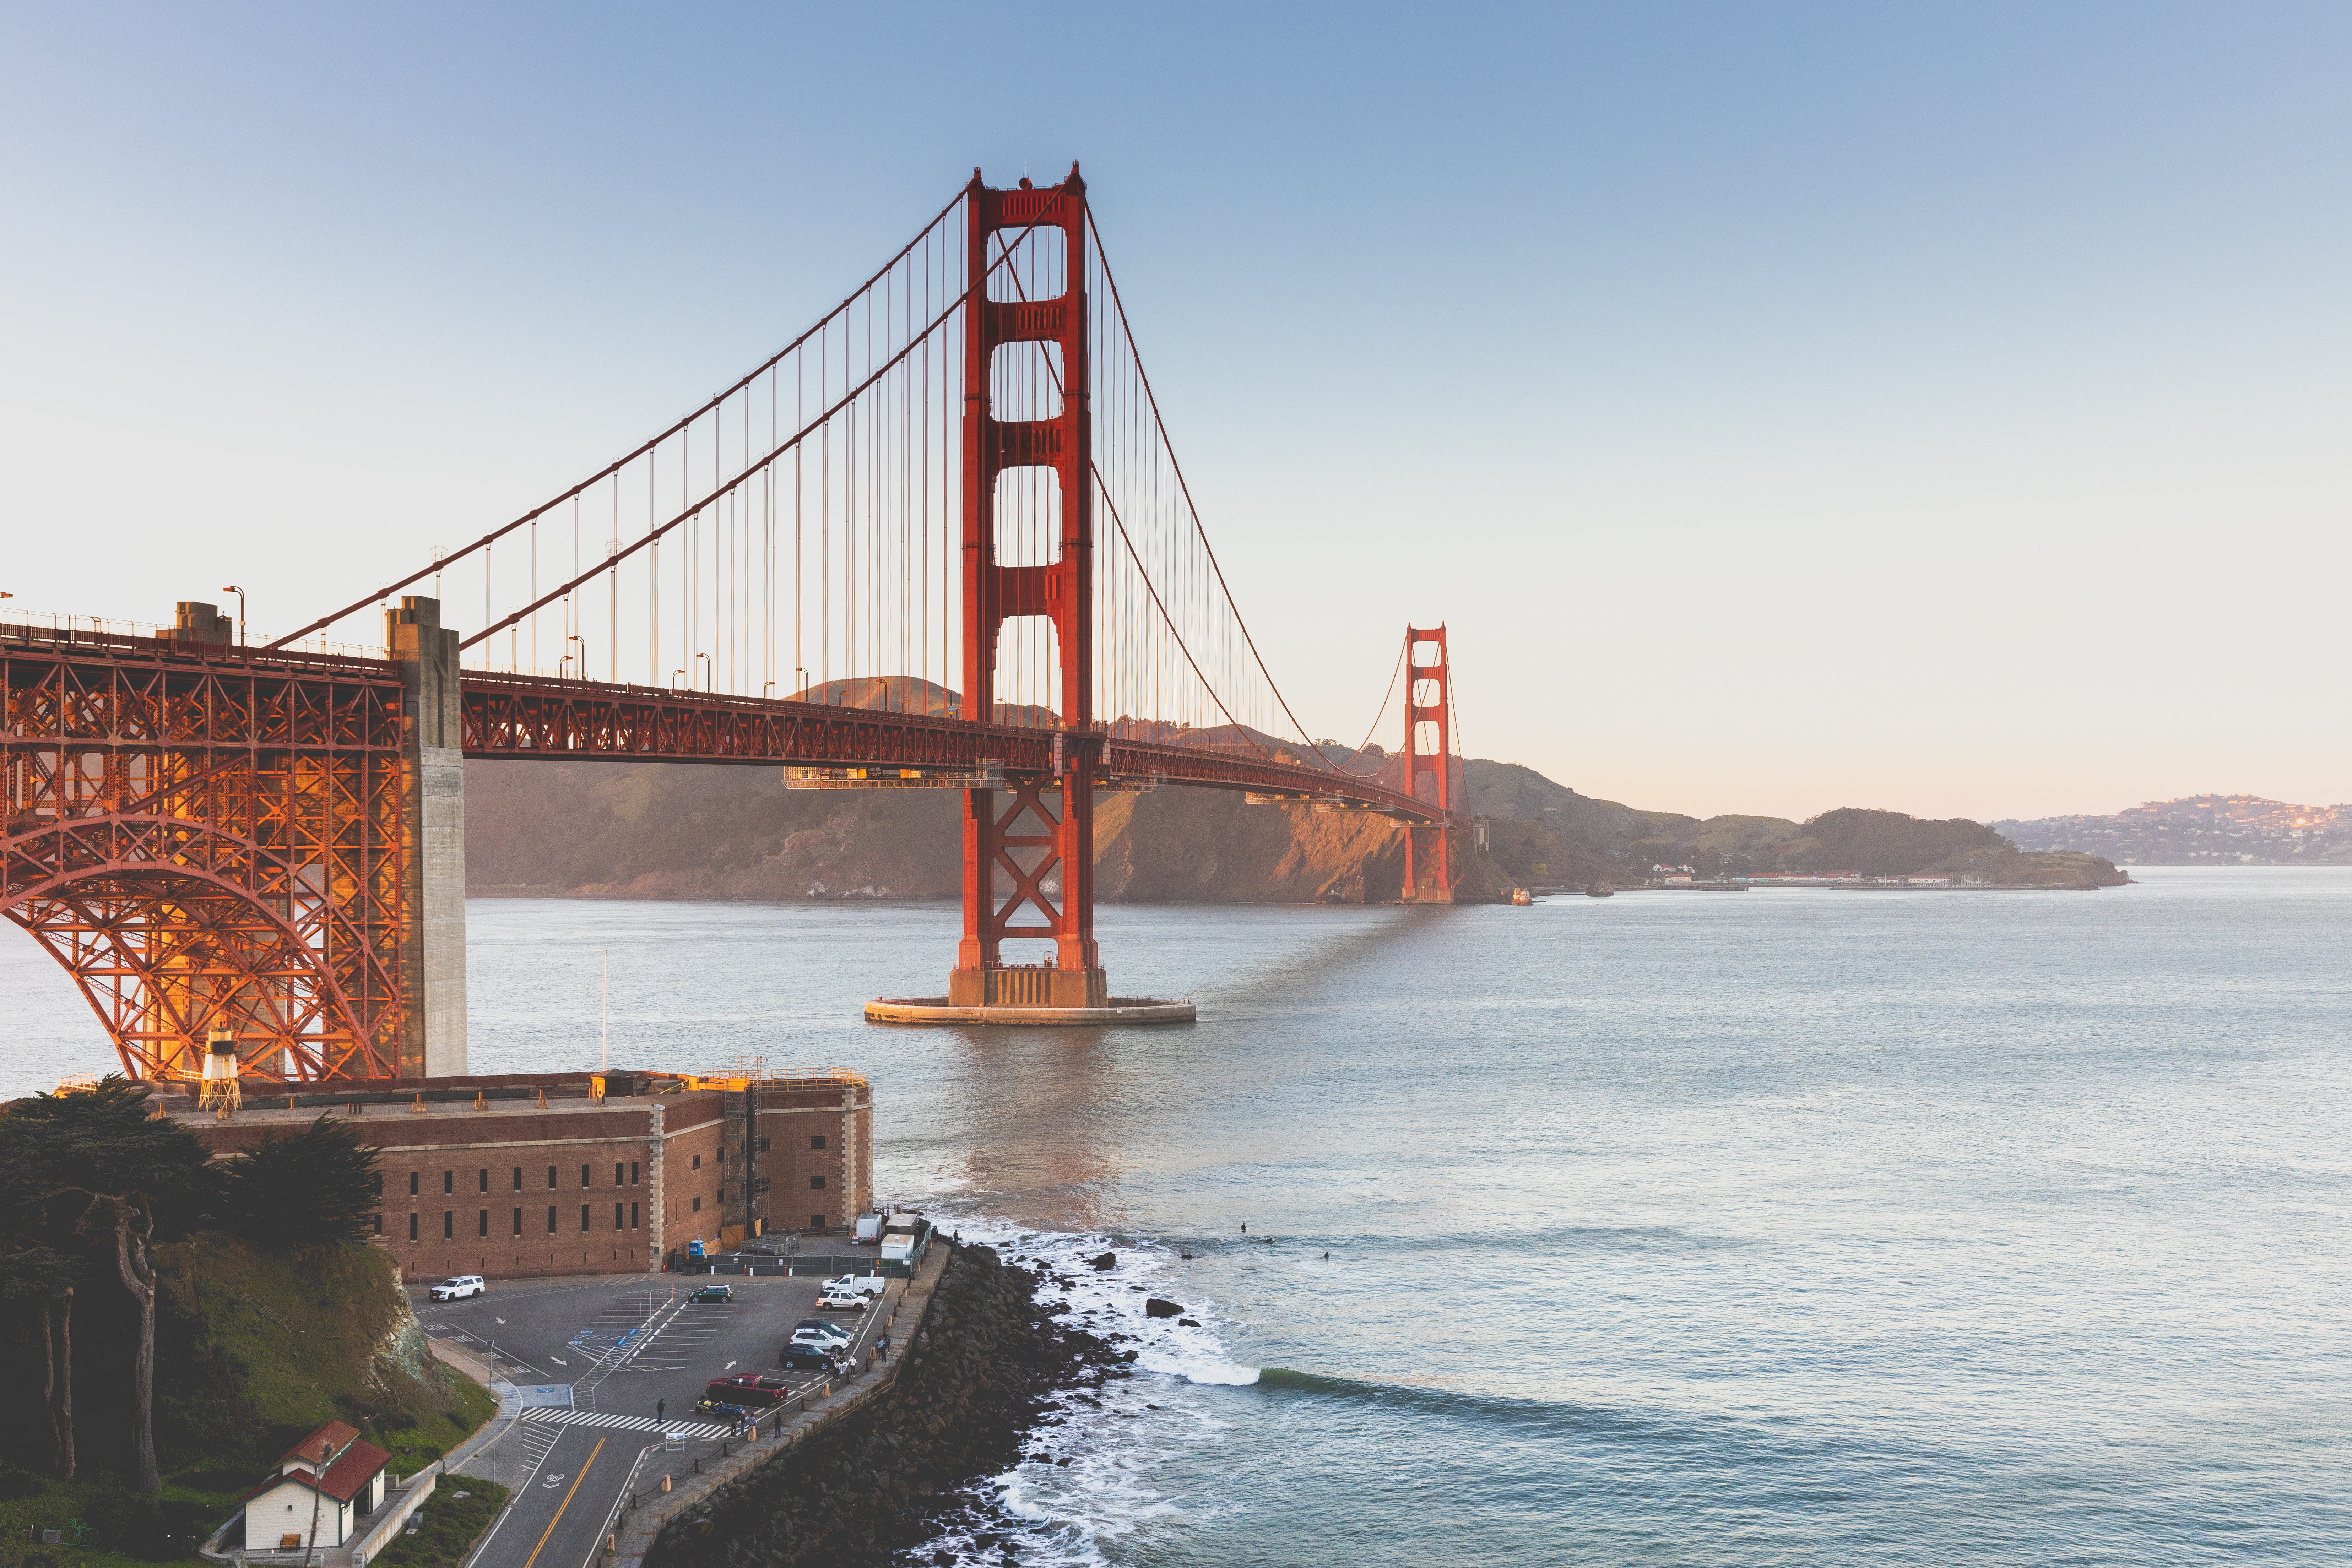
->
[694,651,711,692]
[220,586,246,646]
[561,634,586,680]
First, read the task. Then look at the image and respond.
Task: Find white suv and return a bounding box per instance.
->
[429,1275,486,1302]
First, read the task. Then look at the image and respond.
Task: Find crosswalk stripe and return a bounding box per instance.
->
[519,1409,730,1440]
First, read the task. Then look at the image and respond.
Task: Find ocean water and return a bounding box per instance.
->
[5,867,2349,1564]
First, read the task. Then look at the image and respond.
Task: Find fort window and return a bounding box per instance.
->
[546,1206,557,1233]
[409,1172,419,1197]
[580,1205,590,1232]
[443,1170,453,1194]
[810,1174,825,1189]
[373,1173,384,1195]
[613,1203,624,1231]
[547,1165,557,1189]
[442,1212,452,1239]
[809,1135,825,1150]
[810,1212,824,1229]
[373,1213,382,1235]
[478,1169,488,1193]
[630,1203,640,1229]
[755,1139,769,1152]
[580,1163,591,1188]
[512,1167,522,1191]
[692,1154,701,1170]
[476,1210,488,1237]
[615,1162,625,1187]
[630,1162,640,1186]
[692,1195,701,1212]
[512,1209,522,1236]
[408,1214,418,1241]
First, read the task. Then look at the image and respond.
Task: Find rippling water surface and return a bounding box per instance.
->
[6,867,2348,1564]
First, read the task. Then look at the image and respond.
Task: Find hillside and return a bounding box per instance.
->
[1995,794,2352,866]
[0,1237,490,1561]
[467,758,2123,900]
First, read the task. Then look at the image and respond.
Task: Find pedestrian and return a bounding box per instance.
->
[1241,1222,1247,1233]
[657,1398,666,1423]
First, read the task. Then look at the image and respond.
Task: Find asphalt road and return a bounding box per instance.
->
[414,1271,889,1568]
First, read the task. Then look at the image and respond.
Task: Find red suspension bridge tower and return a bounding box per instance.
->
[1402,624,1455,903]
[952,167,1105,1009]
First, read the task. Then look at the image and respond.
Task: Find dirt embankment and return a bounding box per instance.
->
[648,1244,1123,1568]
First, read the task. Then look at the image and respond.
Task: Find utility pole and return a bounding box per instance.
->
[301,1437,327,1568]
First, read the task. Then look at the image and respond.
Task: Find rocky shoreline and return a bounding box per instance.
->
[647,1243,1131,1568]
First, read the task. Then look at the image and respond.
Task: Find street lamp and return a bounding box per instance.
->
[220,586,246,646]
[560,634,586,679]
[693,651,711,691]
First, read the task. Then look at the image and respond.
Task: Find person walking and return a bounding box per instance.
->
[657,1398,666,1424]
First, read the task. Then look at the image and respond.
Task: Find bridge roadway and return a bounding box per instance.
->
[1,628,1451,825]
[418,1269,888,1568]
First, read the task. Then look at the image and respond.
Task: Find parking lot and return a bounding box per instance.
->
[413,1269,889,1568]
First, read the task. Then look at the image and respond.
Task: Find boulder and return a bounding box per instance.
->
[1144,1298,1183,1319]
[1087,1252,1117,1270]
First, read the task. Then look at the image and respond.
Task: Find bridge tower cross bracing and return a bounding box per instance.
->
[951,165,1106,1009]
[1402,624,1455,903]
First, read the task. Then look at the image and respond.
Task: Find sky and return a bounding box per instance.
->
[2,3,2347,822]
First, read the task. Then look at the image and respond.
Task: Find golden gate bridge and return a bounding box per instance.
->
[1,166,1463,1084]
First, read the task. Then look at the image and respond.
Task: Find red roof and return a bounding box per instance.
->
[245,1422,390,1504]
[279,1421,361,1470]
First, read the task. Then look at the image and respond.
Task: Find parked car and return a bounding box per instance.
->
[428,1275,486,1302]
[789,1325,853,1351]
[776,1343,847,1373]
[822,1274,887,1299]
[815,1288,866,1312]
[688,1284,734,1304]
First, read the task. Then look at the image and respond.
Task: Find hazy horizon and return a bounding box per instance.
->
[4,4,2346,821]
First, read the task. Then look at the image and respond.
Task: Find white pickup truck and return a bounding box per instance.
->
[821,1273,887,1300]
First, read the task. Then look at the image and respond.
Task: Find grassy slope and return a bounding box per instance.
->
[0,1238,493,1568]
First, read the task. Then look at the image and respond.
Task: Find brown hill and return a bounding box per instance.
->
[463,753,2121,902]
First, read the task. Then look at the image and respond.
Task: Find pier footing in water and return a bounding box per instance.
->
[863,997,1196,1026]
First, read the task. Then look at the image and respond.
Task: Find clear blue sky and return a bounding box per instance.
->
[3,3,2346,820]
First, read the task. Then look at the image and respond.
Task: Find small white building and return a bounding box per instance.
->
[242,1420,393,1554]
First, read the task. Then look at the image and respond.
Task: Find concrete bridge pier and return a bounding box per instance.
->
[390,595,467,1078]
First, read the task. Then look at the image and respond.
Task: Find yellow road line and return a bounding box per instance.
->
[520,1436,603,1568]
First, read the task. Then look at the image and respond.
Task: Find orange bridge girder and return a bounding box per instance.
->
[7,618,1454,1084]
[3,625,407,1083]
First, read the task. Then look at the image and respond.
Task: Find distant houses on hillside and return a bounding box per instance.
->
[1995,794,2352,866]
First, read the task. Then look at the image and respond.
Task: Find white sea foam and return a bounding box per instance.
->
[907,1219,1258,1564]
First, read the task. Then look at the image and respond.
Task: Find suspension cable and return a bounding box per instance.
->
[1086,209,1339,772]
[459,201,1072,653]
[270,188,969,650]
